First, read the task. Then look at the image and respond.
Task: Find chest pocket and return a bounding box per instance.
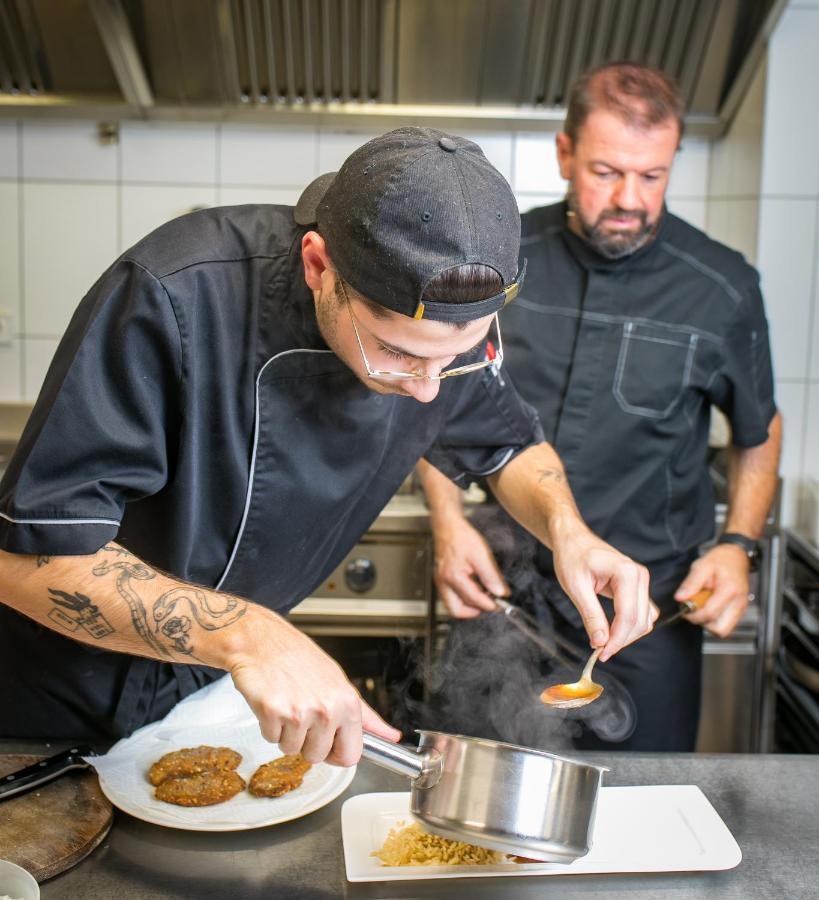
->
[613,322,697,418]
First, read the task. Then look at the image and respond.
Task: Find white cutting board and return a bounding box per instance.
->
[342,784,742,882]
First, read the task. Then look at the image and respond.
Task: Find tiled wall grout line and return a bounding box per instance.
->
[17,120,25,398]
[803,196,819,392]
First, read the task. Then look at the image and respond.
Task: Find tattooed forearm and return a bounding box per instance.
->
[89,549,247,661]
[153,588,247,658]
[101,543,132,558]
[47,588,114,639]
[92,555,169,657]
[536,467,566,485]
[3,542,253,669]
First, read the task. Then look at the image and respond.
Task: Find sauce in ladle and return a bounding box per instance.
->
[541,648,603,709]
[541,588,715,709]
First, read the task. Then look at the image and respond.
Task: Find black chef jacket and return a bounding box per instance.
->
[0,204,542,739]
[503,201,776,572]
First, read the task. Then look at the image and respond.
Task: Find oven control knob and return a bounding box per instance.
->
[345,558,376,593]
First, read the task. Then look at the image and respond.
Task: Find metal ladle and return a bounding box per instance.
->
[540,588,714,710]
[541,648,603,709]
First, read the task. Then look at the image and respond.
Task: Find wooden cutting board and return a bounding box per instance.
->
[0,754,113,882]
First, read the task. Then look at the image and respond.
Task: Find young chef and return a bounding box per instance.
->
[419,64,781,751]
[0,126,655,763]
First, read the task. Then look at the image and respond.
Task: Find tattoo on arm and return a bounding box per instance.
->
[153,588,247,658]
[101,543,132,558]
[47,588,114,639]
[89,547,247,662]
[36,556,51,567]
[92,555,169,657]
[536,467,566,485]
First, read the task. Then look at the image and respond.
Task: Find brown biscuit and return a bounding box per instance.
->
[249,754,312,798]
[269,753,312,776]
[148,745,242,786]
[155,770,246,807]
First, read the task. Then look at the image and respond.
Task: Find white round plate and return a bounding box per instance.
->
[96,739,356,832]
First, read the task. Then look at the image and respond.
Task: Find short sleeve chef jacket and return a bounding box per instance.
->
[502,202,776,568]
[0,205,542,738]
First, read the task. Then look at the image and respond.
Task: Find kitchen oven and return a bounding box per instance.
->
[288,490,435,725]
[774,530,819,752]
[695,493,781,753]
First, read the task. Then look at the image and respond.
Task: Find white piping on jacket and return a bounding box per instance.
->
[0,510,121,527]
[214,348,334,592]
[471,446,515,477]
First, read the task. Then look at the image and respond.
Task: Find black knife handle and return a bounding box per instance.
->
[0,745,96,801]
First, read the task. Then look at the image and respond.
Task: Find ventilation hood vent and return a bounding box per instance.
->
[0,0,785,136]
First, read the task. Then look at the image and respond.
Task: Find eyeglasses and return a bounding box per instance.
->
[339,280,504,382]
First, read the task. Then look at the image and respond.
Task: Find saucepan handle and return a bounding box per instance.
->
[0,745,95,802]
[361,733,443,788]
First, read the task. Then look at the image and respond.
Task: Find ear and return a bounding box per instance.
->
[555,132,574,181]
[301,231,332,292]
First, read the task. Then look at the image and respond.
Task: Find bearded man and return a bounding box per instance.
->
[420,62,781,751]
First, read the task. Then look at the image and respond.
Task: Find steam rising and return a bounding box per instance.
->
[396,503,637,748]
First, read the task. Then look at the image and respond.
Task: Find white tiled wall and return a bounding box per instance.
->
[0,120,713,405]
[0,121,18,177]
[220,125,317,186]
[0,182,20,327]
[22,121,118,182]
[709,62,765,203]
[121,123,218,185]
[757,197,817,381]
[22,181,118,337]
[0,108,712,411]
[760,9,819,198]
[756,1,819,527]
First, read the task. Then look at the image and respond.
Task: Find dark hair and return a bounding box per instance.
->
[337,263,502,329]
[423,263,503,302]
[564,62,685,144]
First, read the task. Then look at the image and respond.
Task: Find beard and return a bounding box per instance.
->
[566,186,660,260]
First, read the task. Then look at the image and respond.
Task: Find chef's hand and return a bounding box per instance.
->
[674,544,752,638]
[551,521,656,662]
[431,513,508,618]
[226,606,401,766]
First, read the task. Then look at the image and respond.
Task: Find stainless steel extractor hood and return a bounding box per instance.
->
[0,0,787,136]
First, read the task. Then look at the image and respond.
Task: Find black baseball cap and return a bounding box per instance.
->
[294,126,524,322]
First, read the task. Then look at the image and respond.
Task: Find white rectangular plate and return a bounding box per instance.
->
[342,785,741,882]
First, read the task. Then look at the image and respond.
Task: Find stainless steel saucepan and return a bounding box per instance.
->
[362,730,607,862]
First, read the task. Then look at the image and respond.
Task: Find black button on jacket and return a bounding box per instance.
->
[503,202,776,570]
[0,205,542,739]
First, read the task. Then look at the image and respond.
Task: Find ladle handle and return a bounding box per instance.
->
[361,733,443,788]
[581,647,602,681]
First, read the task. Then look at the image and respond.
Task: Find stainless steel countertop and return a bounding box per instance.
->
[3,743,816,899]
